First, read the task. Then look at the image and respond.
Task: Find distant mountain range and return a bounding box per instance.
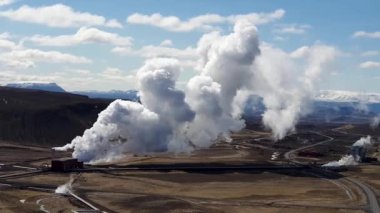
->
[5,82,66,93]
[2,82,380,125]
[5,82,380,102]
[72,90,139,101]
[4,82,139,101]
[4,82,380,106]
[316,90,380,103]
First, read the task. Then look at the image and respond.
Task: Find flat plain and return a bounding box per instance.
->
[1,123,379,213]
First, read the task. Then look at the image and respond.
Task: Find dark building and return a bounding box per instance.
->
[51,158,83,172]
[298,151,324,158]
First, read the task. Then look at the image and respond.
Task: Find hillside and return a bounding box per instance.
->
[5,82,66,93]
[0,86,111,147]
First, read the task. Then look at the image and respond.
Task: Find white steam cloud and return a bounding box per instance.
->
[185,19,260,147]
[352,135,373,147]
[58,58,195,162]
[370,116,380,129]
[254,44,338,140]
[322,155,358,167]
[55,175,75,194]
[323,136,373,167]
[56,18,338,162]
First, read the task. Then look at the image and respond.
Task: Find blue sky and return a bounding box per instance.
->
[0,0,379,92]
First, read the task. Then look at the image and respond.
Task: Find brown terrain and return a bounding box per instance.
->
[0,86,111,146]
[0,88,379,213]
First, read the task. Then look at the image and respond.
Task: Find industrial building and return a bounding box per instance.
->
[51,158,83,172]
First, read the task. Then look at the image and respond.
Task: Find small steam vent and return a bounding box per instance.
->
[51,158,83,172]
[351,146,366,162]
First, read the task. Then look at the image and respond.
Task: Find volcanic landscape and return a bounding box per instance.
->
[0,87,379,213]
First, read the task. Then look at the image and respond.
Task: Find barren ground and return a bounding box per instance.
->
[0,123,379,212]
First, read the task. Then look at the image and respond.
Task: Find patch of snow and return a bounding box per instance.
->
[271,152,280,161]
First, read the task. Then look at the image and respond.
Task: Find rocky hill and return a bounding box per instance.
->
[5,82,66,93]
[0,86,111,147]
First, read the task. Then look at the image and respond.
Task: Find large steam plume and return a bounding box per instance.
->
[56,18,338,162]
[253,44,338,140]
[58,58,196,162]
[185,19,260,147]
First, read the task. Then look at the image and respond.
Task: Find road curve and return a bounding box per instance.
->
[284,131,334,164]
[284,130,380,213]
[346,177,380,213]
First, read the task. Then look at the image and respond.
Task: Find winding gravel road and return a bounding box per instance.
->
[284,130,380,213]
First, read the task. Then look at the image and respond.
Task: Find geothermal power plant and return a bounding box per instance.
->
[1,1,380,213]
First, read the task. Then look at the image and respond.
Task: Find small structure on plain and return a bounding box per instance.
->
[51,158,83,172]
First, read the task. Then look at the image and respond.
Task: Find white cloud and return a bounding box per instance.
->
[0,4,122,28]
[105,19,123,28]
[112,44,197,67]
[112,45,196,58]
[111,46,132,54]
[0,0,14,6]
[290,46,310,58]
[0,49,91,69]
[353,31,380,39]
[127,13,224,32]
[273,36,286,41]
[361,51,379,57]
[0,35,18,50]
[0,36,92,69]
[112,44,198,70]
[71,69,91,75]
[0,0,16,6]
[63,67,136,90]
[228,9,285,25]
[0,71,60,84]
[102,67,122,76]
[0,68,137,91]
[10,49,91,64]
[0,32,10,38]
[99,67,136,82]
[126,9,285,32]
[359,61,380,69]
[275,24,311,34]
[160,39,172,46]
[28,27,132,47]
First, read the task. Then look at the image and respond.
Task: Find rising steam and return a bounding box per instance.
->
[322,155,358,167]
[56,18,338,162]
[323,136,373,167]
[370,116,380,129]
[55,174,75,194]
[58,58,196,162]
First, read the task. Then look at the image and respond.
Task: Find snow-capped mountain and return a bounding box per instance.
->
[5,82,66,93]
[4,82,380,104]
[316,90,380,103]
[3,82,139,101]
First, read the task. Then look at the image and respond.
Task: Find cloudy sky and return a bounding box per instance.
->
[0,0,379,92]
